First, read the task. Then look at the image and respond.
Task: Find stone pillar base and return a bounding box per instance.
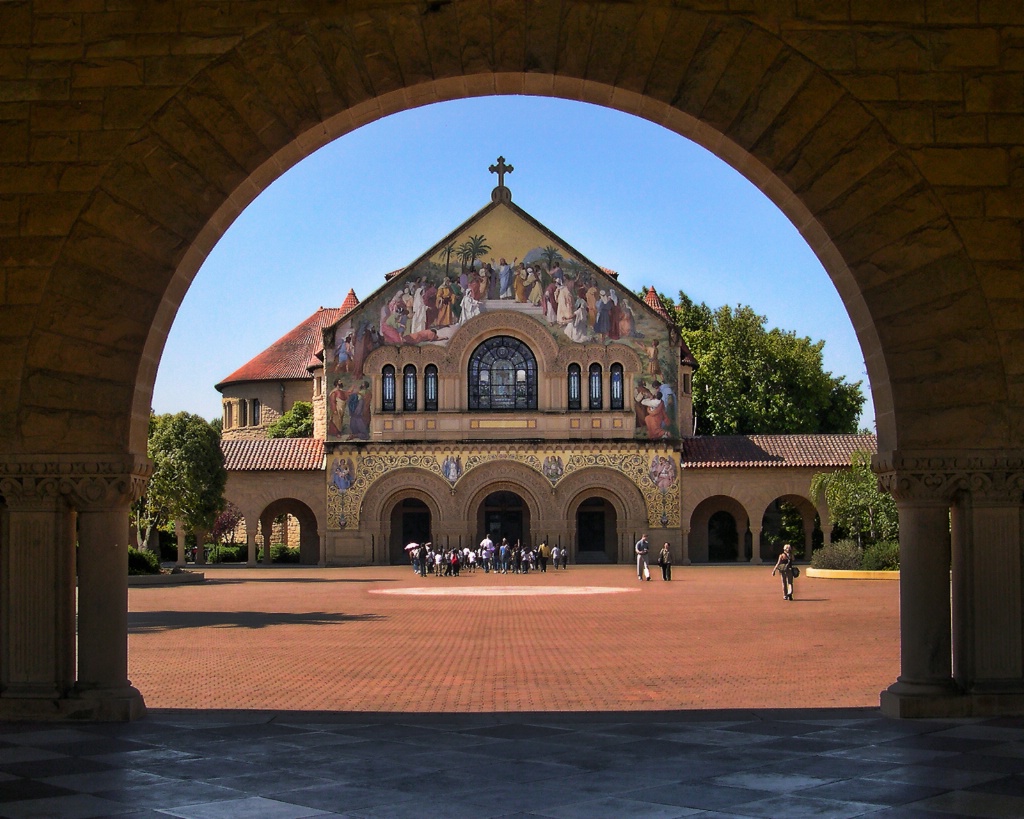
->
[0,687,145,722]
[881,683,1024,718]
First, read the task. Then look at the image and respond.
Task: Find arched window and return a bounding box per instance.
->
[424,364,438,412]
[224,403,233,429]
[567,363,582,411]
[610,363,624,410]
[468,336,537,411]
[403,364,417,412]
[251,398,261,425]
[238,399,247,427]
[589,363,603,410]
[382,365,396,412]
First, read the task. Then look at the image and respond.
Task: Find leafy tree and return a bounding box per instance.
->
[211,501,243,546]
[133,412,227,549]
[811,451,898,547]
[667,291,864,435]
[266,401,314,438]
[540,245,563,268]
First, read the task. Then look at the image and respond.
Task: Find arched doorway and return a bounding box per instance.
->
[708,511,739,563]
[388,497,431,565]
[258,499,320,565]
[480,491,529,549]
[761,496,823,563]
[576,497,618,564]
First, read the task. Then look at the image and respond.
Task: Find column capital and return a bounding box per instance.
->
[0,454,153,511]
[874,450,1024,504]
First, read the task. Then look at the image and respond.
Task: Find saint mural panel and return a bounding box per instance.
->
[322,200,680,440]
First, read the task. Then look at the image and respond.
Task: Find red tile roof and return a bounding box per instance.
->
[221,438,324,471]
[340,289,359,313]
[216,306,348,389]
[681,434,876,468]
[645,286,670,319]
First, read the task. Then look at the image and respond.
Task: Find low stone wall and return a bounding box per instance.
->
[805,568,899,581]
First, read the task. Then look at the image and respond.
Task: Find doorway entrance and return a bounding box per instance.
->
[481,491,528,548]
[389,498,431,564]
[576,497,617,563]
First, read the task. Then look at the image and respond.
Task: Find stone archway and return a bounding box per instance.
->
[259,498,320,566]
[1,5,1022,719]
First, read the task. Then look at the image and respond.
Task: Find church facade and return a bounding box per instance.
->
[217,177,873,568]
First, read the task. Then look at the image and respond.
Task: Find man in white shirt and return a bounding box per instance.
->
[480,533,494,573]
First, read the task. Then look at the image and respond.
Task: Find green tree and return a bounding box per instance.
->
[540,245,563,268]
[134,412,227,549]
[811,451,898,547]
[668,292,864,435]
[266,401,314,438]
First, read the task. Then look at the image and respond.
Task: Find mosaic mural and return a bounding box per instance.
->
[322,202,679,441]
[326,446,680,530]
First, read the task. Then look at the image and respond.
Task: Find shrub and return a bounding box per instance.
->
[271,544,301,563]
[811,539,863,571]
[128,547,161,575]
[862,540,900,571]
[209,544,246,563]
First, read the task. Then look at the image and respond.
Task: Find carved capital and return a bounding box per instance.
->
[0,455,153,511]
[874,450,1024,505]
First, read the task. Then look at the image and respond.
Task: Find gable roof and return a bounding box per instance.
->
[221,437,324,471]
[216,306,349,390]
[324,197,673,338]
[681,434,876,468]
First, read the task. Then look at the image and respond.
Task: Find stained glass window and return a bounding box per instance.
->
[468,336,537,411]
[425,365,438,412]
[568,363,581,411]
[382,365,396,412]
[589,363,603,410]
[403,365,417,412]
[610,363,624,410]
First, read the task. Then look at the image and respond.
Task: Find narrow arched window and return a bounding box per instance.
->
[424,365,438,412]
[224,403,233,429]
[403,365,417,412]
[238,399,247,427]
[382,365,396,412]
[610,363,624,410]
[589,363,603,410]
[468,336,537,411]
[251,399,261,425]
[568,363,581,411]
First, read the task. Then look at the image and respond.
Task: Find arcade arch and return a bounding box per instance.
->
[0,5,1020,720]
[257,498,320,566]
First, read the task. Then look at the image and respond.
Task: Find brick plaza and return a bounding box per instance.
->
[128,566,899,712]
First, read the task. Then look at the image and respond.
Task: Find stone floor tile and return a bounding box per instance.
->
[709,771,834,793]
[268,782,418,813]
[536,795,704,818]
[39,769,170,794]
[802,777,946,806]
[156,796,332,819]
[909,789,1024,818]
[619,781,769,811]
[714,794,882,818]
[0,793,136,818]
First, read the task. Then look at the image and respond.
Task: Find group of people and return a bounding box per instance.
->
[407,535,569,577]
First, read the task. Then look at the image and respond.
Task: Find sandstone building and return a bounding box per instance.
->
[0,3,1020,721]
[215,177,874,568]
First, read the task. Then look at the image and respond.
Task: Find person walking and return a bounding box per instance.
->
[538,541,550,572]
[550,544,561,569]
[480,532,494,573]
[418,542,429,577]
[635,534,650,581]
[772,543,796,600]
[658,542,672,581]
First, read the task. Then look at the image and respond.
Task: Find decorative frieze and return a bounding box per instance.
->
[0,456,152,510]
[874,451,1024,504]
[326,443,679,530]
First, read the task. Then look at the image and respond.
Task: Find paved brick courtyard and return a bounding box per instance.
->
[128,565,900,713]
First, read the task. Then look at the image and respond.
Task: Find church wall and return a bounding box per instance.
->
[219,378,314,439]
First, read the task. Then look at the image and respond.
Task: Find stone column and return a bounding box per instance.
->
[246,523,257,566]
[681,528,691,565]
[0,480,76,708]
[70,458,150,721]
[749,526,762,564]
[876,454,959,717]
[319,533,327,567]
[950,468,1024,701]
[175,520,187,566]
[261,514,274,565]
[803,520,815,562]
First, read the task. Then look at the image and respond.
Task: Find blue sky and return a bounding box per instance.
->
[153,95,875,430]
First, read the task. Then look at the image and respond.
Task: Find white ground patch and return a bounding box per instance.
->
[371,586,639,597]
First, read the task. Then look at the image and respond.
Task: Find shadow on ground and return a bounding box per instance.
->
[129,611,385,633]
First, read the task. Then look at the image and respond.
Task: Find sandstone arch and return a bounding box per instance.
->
[1,3,1021,719]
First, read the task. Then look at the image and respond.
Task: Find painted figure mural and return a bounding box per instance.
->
[323,200,680,441]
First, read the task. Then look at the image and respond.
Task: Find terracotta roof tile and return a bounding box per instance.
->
[681,434,876,468]
[221,438,324,471]
[340,288,359,312]
[216,306,348,389]
[645,286,670,319]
